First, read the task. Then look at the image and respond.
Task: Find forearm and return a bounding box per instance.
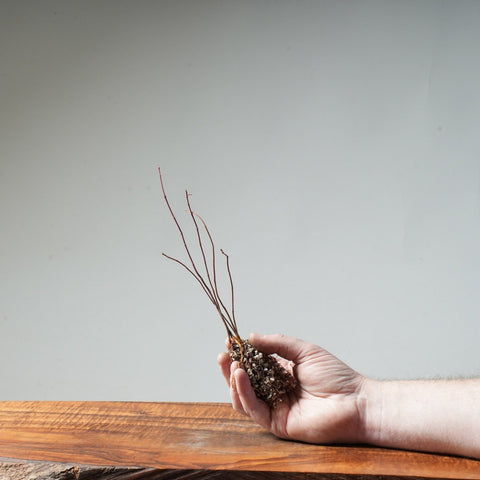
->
[359,378,480,459]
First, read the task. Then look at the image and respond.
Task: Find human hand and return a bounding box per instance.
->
[218,333,367,444]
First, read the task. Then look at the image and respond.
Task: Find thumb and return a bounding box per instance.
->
[248,333,318,364]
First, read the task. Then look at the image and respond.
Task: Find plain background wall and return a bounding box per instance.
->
[1,0,479,401]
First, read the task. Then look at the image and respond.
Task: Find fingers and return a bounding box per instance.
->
[233,366,271,430]
[230,361,246,413]
[218,350,271,426]
[217,352,231,384]
[218,353,244,413]
[248,333,318,364]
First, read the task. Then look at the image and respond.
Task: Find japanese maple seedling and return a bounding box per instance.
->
[158,168,296,408]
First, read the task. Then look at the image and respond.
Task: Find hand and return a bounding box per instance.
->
[218,333,366,444]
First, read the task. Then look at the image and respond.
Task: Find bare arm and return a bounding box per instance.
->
[360,377,480,459]
[218,333,480,459]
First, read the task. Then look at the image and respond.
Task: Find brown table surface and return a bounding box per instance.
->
[0,401,479,479]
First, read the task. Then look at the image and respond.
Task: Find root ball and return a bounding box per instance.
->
[230,340,297,408]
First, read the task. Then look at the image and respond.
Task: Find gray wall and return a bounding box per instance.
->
[1,0,479,401]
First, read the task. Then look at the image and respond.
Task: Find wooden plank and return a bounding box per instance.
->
[0,458,455,480]
[0,402,479,479]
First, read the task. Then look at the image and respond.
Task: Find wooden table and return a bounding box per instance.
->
[0,401,479,479]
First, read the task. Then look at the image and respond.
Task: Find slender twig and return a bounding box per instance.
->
[191,211,239,338]
[158,168,240,342]
[184,194,223,320]
[161,252,215,305]
[221,249,238,335]
[158,170,201,280]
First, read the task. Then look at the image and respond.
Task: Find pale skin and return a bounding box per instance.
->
[217,333,480,459]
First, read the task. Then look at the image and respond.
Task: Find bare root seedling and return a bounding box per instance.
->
[158,168,296,408]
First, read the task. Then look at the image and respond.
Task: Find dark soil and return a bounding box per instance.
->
[229,340,297,408]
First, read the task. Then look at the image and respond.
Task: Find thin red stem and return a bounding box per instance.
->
[161,252,216,305]
[191,210,238,338]
[221,248,238,338]
[158,168,239,340]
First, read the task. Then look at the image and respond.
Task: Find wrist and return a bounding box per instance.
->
[355,377,384,446]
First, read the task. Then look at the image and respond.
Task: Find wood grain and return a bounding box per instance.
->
[0,458,454,480]
[0,402,479,479]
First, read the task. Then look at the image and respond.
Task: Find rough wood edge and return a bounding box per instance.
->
[0,457,461,480]
[0,458,152,480]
